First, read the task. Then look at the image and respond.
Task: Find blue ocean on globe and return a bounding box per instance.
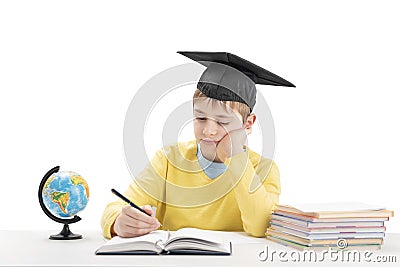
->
[42,171,89,218]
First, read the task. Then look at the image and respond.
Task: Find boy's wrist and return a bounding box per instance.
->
[219,146,245,163]
[110,220,117,237]
[231,144,245,157]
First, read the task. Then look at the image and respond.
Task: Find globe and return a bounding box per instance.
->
[42,171,89,218]
[38,166,89,240]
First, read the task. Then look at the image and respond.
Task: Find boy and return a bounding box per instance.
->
[101,52,295,238]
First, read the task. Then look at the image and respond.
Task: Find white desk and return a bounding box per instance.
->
[0,231,399,266]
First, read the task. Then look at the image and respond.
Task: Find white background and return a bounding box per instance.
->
[0,0,399,233]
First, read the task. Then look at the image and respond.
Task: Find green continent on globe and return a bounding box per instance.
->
[50,191,70,214]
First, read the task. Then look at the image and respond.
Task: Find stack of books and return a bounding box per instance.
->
[266,202,394,251]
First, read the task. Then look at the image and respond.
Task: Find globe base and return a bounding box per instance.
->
[49,224,82,240]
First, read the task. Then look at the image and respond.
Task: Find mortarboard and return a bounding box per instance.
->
[177,51,295,112]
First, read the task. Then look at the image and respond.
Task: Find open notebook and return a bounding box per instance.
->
[95,228,232,255]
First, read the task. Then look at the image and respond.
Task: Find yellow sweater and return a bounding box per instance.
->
[101,140,280,238]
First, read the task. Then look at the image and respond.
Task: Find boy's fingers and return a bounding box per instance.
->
[141,205,153,215]
[244,126,252,135]
[142,205,151,210]
[123,218,158,229]
[125,224,156,233]
[118,225,154,237]
[142,205,161,226]
[124,206,158,225]
[128,227,155,237]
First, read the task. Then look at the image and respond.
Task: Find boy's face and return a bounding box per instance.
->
[193,98,244,162]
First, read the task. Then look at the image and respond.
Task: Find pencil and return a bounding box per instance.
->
[111,188,162,227]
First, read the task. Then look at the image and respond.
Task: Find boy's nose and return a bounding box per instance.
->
[202,120,218,136]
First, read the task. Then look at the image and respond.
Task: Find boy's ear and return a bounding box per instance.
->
[245,114,256,127]
[244,114,256,134]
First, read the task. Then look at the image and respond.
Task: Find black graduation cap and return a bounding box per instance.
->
[177,51,295,112]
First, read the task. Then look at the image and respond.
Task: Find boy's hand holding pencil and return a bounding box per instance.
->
[113,205,161,238]
[111,189,161,238]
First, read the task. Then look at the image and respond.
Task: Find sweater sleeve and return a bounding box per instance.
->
[100,148,168,239]
[224,151,281,237]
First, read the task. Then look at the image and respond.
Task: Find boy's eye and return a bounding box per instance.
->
[195,117,229,125]
[196,117,207,121]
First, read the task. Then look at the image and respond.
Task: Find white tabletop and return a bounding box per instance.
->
[0,230,398,266]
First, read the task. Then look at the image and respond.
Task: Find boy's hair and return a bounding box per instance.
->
[193,89,250,124]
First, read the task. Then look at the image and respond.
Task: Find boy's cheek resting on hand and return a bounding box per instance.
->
[216,127,249,163]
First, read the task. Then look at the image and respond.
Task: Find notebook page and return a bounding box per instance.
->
[172,228,225,243]
[104,230,169,246]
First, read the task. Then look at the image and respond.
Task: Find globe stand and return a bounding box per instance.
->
[50,224,82,240]
[39,166,84,240]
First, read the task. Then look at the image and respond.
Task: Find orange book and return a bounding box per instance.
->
[275,202,394,219]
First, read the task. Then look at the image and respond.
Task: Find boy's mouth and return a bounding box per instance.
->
[201,139,219,146]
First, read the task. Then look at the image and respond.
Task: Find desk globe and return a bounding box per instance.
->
[38,166,89,240]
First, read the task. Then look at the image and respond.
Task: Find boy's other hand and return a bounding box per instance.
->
[113,205,161,238]
[215,127,247,162]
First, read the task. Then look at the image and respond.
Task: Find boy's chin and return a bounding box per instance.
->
[199,145,224,163]
[199,142,216,152]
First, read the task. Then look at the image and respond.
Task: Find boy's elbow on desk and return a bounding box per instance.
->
[244,227,267,238]
[242,220,269,238]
